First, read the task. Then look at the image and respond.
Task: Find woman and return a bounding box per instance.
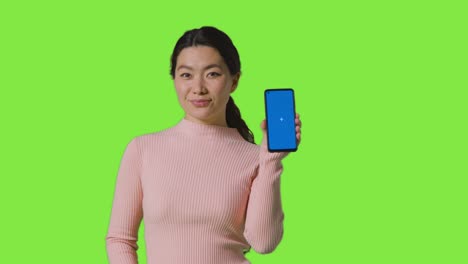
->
[106,26,302,264]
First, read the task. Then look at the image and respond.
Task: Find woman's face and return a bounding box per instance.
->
[174,46,240,126]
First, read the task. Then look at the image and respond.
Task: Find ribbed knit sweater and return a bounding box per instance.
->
[105,118,286,264]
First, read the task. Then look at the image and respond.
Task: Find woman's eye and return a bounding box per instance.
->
[208,72,221,77]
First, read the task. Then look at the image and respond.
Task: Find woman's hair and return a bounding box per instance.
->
[169,26,255,144]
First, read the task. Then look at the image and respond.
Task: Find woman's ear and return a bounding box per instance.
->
[230,72,241,93]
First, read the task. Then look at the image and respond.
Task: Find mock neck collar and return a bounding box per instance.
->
[175,118,244,141]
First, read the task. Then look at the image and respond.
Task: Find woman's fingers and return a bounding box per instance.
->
[295,118,302,126]
[295,113,302,144]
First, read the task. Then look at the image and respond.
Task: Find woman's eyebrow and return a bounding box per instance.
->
[177,64,222,71]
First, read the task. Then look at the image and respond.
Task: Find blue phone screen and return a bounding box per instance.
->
[265,89,297,152]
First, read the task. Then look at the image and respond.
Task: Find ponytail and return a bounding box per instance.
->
[226,96,255,144]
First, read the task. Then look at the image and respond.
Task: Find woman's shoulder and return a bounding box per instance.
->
[135,125,179,143]
[239,139,261,152]
[227,138,261,160]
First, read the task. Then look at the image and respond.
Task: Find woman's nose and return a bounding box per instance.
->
[192,77,207,94]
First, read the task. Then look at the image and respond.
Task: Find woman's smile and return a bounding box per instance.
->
[190,99,212,107]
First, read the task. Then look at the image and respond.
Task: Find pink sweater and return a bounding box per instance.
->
[106,118,286,264]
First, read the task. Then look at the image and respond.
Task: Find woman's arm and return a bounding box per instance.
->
[243,146,286,254]
[243,114,302,254]
[106,137,143,264]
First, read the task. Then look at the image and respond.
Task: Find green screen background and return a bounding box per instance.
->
[1,0,466,263]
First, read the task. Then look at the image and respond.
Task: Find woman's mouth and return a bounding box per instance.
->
[190,99,211,107]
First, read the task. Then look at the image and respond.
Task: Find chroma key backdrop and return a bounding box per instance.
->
[0,0,466,263]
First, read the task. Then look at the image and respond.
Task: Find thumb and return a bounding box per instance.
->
[260,119,268,146]
[260,119,267,135]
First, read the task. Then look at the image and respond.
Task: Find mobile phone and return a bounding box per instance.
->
[264,88,297,152]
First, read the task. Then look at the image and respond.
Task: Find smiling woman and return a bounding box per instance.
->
[173,46,240,128]
[105,26,302,264]
[169,26,255,143]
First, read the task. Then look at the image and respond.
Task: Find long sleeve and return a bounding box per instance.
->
[243,143,286,254]
[106,137,143,264]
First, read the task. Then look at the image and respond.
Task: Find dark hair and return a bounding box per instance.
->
[169,26,255,144]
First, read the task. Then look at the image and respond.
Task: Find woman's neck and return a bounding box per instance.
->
[183,115,228,127]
